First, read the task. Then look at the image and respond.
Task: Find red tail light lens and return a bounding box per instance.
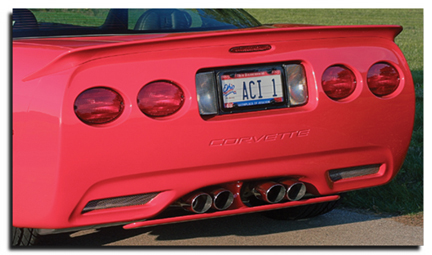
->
[322,65,357,100]
[137,81,184,117]
[367,63,400,96]
[74,87,124,125]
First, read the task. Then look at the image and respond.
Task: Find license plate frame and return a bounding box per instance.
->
[217,65,287,113]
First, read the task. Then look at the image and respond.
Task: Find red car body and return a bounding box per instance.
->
[13,9,414,239]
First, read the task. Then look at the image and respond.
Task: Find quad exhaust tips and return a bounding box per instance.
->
[253,180,306,203]
[180,180,306,213]
[181,189,234,213]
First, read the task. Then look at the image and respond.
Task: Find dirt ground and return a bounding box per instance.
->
[391,212,423,227]
[341,207,423,227]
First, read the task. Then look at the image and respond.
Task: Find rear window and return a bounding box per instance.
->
[13,8,261,38]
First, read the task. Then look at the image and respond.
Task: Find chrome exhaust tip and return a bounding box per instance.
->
[280,180,307,201]
[252,182,286,203]
[181,192,212,213]
[211,188,234,210]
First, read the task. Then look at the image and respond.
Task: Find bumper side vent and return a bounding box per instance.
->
[82,192,159,213]
[328,164,381,182]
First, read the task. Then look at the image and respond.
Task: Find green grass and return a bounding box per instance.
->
[246,9,423,215]
[30,9,110,27]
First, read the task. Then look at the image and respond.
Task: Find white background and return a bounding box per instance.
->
[3,0,429,253]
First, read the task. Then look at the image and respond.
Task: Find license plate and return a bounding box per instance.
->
[219,69,284,110]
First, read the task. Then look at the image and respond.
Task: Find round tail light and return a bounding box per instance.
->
[367,63,400,96]
[137,81,184,117]
[322,65,357,100]
[74,87,124,125]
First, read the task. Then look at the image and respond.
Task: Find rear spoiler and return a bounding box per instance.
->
[21,25,402,82]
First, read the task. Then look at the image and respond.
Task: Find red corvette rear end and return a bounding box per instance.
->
[12,9,414,245]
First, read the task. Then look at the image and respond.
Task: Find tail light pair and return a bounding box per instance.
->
[321,62,400,100]
[74,81,184,125]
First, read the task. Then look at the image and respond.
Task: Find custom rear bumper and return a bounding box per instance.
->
[34,145,396,235]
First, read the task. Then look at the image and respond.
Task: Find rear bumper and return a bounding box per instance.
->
[29,144,399,233]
